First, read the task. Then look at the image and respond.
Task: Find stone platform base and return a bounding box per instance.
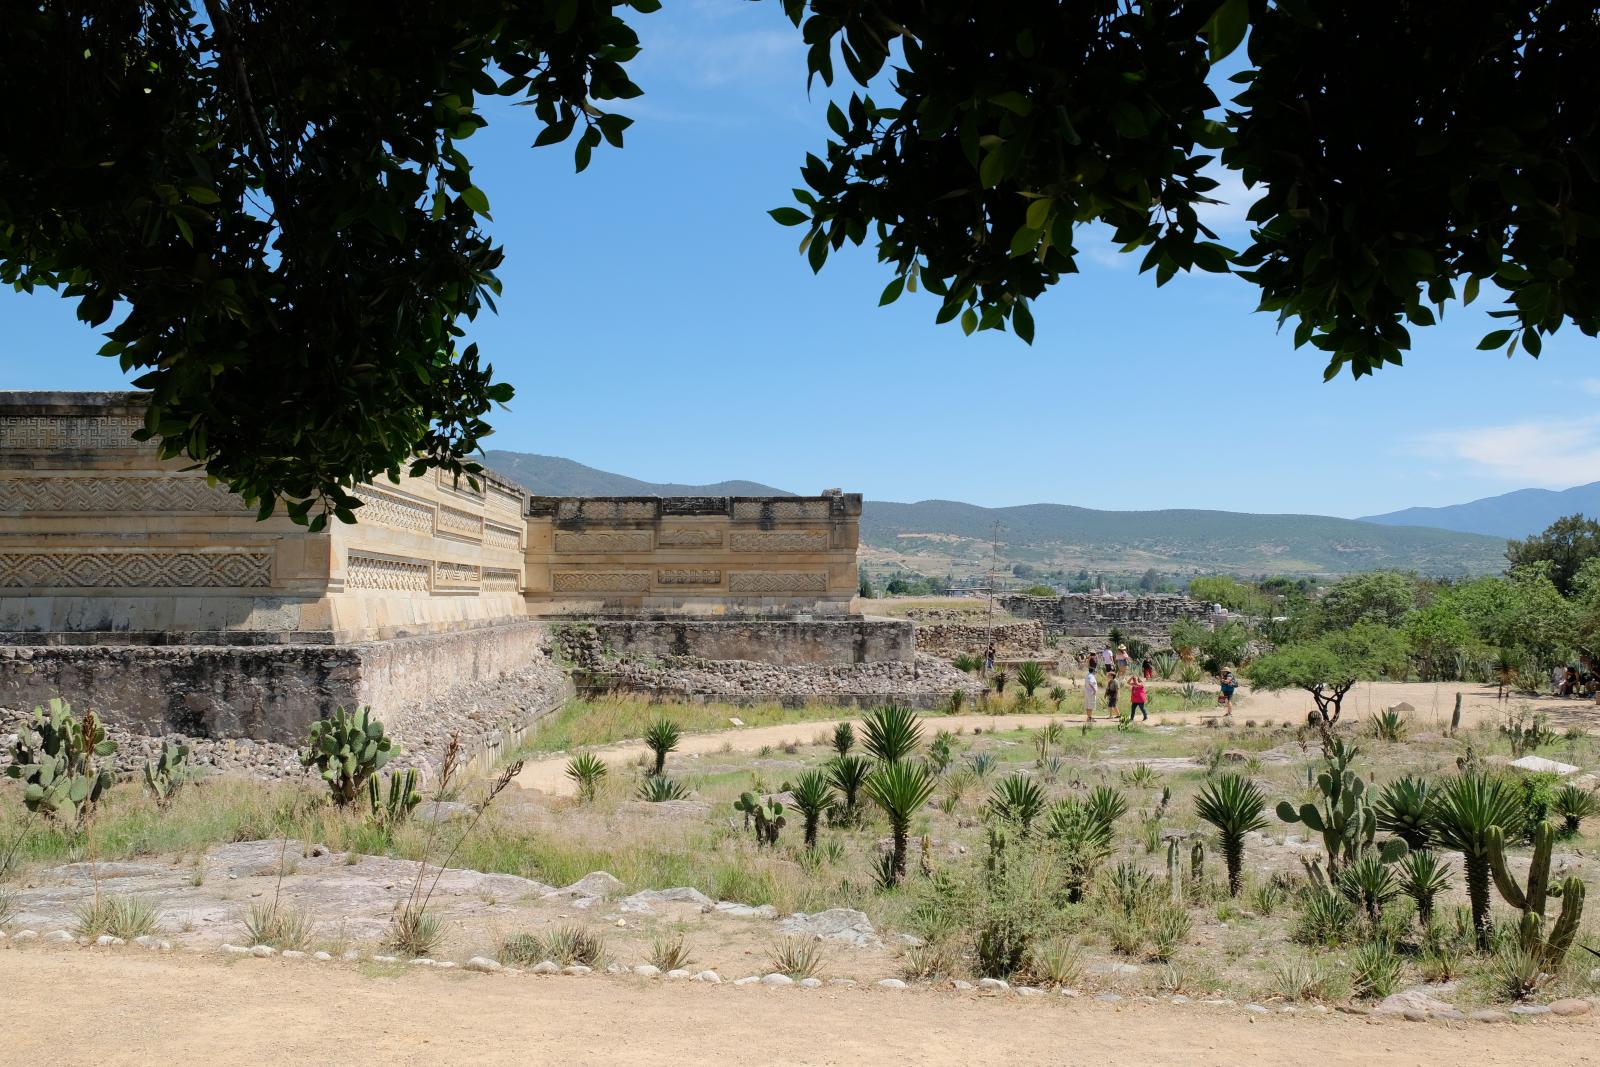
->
[553,615,913,668]
[0,620,562,746]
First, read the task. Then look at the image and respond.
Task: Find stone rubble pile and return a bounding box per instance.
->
[583,653,986,705]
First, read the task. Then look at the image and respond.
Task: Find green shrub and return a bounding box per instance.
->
[1336,855,1400,925]
[768,936,825,979]
[1146,905,1191,961]
[565,753,607,802]
[1293,887,1357,947]
[74,893,160,940]
[243,900,313,951]
[502,924,608,968]
[142,741,191,810]
[987,774,1047,835]
[1396,850,1452,926]
[637,776,690,803]
[1368,707,1408,742]
[861,705,923,763]
[299,706,395,807]
[1028,938,1084,987]
[1373,776,1435,851]
[831,721,855,756]
[1015,661,1048,699]
[1349,938,1402,999]
[1555,784,1598,834]
[649,932,693,972]
[1194,773,1268,896]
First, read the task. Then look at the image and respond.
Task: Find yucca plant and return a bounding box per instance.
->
[1292,886,1357,947]
[637,776,690,802]
[864,759,936,886]
[642,718,681,777]
[826,754,871,825]
[788,770,835,849]
[1015,660,1048,700]
[1555,784,1598,835]
[1369,707,1408,742]
[1152,651,1179,679]
[1350,938,1402,999]
[768,936,825,979]
[649,932,694,973]
[1194,773,1269,896]
[1049,684,1068,710]
[1397,850,1452,926]
[243,900,313,951]
[1430,772,1524,948]
[862,704,923,763]
[987,773,1047,835]
[966,752,996,780]
[74,893,161,940]
[565,752,607,802]
[1336,855,1399,925]
[1373,776,1435,851]
[831,721,855,757]
[1084,784,1129,830]
[1122,762,1159,789]
[1044,798,1116,902]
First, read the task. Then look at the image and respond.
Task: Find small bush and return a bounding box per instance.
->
[1146,905,1191,962]
[1349,939,1402,999]
[243,901,313,951]
[1494,940,1551,1001]
[1293,888,1357,947]
[565,753,607,802]
[1251,878,1289,917]
[901,940,959,980]
[73,893,160,940]
[1028,938,1084,987]
[1368,708,1408,742]
[387,906,444,958]
[1273,955,1334,1001]
[648,932,693,972]
[637,776,691,802]
[768,936,825,979]
[502,924,608,968]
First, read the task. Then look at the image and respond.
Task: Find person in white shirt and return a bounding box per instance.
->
[1100,646,1114,669]
[1082,668,1099,721]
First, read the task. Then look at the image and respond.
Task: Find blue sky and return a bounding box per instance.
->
[2,1,1593,519]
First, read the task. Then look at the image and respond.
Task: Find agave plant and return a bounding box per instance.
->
[1049,685,1069,710]
[1336,854,1400,925]
[1044,798,1116,902]
[1555,784,1598,835]
[1430,772,1525,948]
[1015,660,1048,700]
[1194,773,1269,896]
[637,775,690,803]
[861,704,923,764]
[864,759,936,886]
[966,752,997,780]
[642,718,681,777]
[826,754,871,825]
[788,770,835,849]
[565,752,607,802]
[1152,651,1179,680]
[1368,707,1408,742]
[831,721,855,757]
[1396,850,1452,926]
[1084,785,1129,830]
[987,773,1047,834]
[1373,776,1435,851]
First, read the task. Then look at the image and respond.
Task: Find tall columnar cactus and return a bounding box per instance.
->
[5,698,116,824]
[300,706,396,806]
[368,767,422,826]
[1487,820,1586,970]
[734,792,785,847]
[1167,838,1184,905]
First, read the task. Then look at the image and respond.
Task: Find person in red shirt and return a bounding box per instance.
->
[1129,676,1148,722]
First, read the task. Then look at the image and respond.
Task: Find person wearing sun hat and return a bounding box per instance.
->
[1115,644,1131,671]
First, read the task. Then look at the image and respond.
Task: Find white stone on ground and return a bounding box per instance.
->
[732,976,760,987]
[665,968,690,980]
[12,931,37,942]
[876,979,907,990]
[43,930,73,943]
[761,973,794,987]
[977,977,1009,992]
[313,951,334,962]
[281,950,306,960]
[1243,1004,1269,1015]
[692,970,722,984]
[951,980,974,991]
[410,958,435,966]
[341,949,360,962]
[563,965,592,976]
[250,945,275,958]
[221,943,249,955]
[777,908,877,947]
[1016,987,1044,998]
[633,964,661,978]
[798,978,822,989]
[371,955,399,964]
[531,961,560,975]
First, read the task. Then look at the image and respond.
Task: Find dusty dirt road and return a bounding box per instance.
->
[514,682,1595,796]
[5,950,1595,1066]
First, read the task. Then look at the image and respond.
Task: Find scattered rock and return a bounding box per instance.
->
[550,872,625,900]
[532,961,561,975]
[733,976,760,987]
[1511,1004,1552,1017]
[250,945,275,958]
[1202,999,1236,1008]
[1170,995,1191,1005]
[465,957,502,973]
[1552,999,1592,1017]
[618,800,712,820]
[664,968,690,980]
[633,964,662,978]
[1016,987,1044,998]
[1088,961,1140,976]
[371,955,399,964]
[712,901,779,920]
[564,965,592,976]
[1470,1009,1509,1023]
[313,951,333,962]
[762,973,795,987]
[281,950,306,960]
[798,977,823,989]
[410,958,436,967]
[951,980,974,991]
[876,979,907,990]
[1243,1004,1269,1016]
[619,888,715,914]
[93,935,125,947]
[777,908,877,946]
[977,978,1010,992]
[413,801,475,825]
[221,943,250,956]
[341,949,360,962]
[605,962,627,975]
[1094,993,1123,1003]
[692,970,722,984]
[1375,990,1457,1017]
[42,930,72,943]
[1509,755,1579,776]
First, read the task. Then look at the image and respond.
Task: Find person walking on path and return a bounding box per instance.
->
[1105,669,1120,723]
[1218,668,1238,714]
[1100,645,1114,670]
[1141,657,1153,681]
[1082,666,1098,722]
[1129,675,1148,721]
[983,642,996,676]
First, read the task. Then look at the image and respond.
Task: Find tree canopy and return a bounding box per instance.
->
[5,1,1599,520]
[1506,514,1600,596]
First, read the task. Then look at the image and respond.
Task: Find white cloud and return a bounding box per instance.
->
[1194,166,1256,237]
[1579,378,1600,397]
[1417,416,1600,486]
[637,28,803,88]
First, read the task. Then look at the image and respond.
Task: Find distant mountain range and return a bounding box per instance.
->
[481,450,1508,576]
[1360,482,1600,540]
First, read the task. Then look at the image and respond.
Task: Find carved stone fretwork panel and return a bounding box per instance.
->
[436,504,485,542]
[487,485,523,520]
[728,571,828,593]
[435,468,485,499]
[555,530,652,553]
[557,499,658,522]
[482,567,521,592]
[656,527,722,547]
[353,487,434,535]
[657,569,721,585]
[552,571,650,593]
[0,550,272,589]
[0,476,249,514]
[434,560,481,589]
[346,553,431,592]
[483,522,521,549]
[732,500,831,521]
[0,415,147,451]
[729,530,829,552]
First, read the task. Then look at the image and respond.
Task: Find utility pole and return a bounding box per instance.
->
[987,520,1004,644]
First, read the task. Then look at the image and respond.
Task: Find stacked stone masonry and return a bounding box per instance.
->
[997,593,1207,640]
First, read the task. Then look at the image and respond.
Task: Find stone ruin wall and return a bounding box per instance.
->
[998,593,1207,641]
[912,621,1051,661]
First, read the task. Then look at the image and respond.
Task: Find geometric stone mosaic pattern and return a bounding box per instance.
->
[657,569,721,585]
[0,415,147,450]
[656,527,723,547]
[729,530,829,552]
[732,500,832,521]
[434,560,481,588]
[483,522,522,549]
[0,550,272,588]
[727,571,828,592]
[552,570,651,592]
[353,487,434,535]
[344,553,431,592]
[436,503,485,542]
[555,530,653,553]
[0,475,249,514]
[482,567,521,592]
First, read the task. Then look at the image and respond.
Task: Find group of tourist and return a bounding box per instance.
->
[1549,663,1600,699]
[1079,644,1149,723]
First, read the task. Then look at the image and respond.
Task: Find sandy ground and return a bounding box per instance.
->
[514,681,1598,796]
[5,949,1597,1067]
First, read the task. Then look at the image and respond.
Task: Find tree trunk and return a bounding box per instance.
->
[1225,835,1243,896]
[1466,855,1493,950]
[804,815,818,849]
[891,824,909,882]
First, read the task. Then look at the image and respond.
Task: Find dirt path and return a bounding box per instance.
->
[5,950,1595,1066]
[513,681,1597,796]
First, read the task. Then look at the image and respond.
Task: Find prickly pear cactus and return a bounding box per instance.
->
[5,698,117,824]
[300,706,397,806]
[734,791,785,847]
[142,740,191,809]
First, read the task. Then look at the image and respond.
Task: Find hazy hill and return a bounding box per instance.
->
[481,450,1507,576]
[1359,482,1600,540]
[483,451,790,498]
